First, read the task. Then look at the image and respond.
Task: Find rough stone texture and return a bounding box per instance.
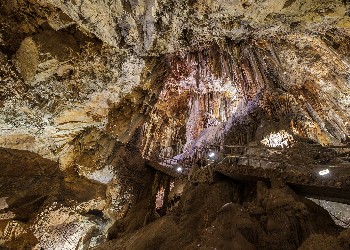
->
[0,147,107,249]
[310,199,350,228]
[29,0,350,55]
[298,234,343,250]
[95,178,345,250]
[1,0,350,249]
[1,0,350,164]
[0,144,155,249]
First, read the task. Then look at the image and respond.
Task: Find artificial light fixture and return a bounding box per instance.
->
[208,152,215,158]
[176,167,183,172]
[319,169,330,176]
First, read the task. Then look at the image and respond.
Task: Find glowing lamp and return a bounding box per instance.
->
[319,169,330,176]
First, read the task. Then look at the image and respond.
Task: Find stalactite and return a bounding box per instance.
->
[141,38,350,164]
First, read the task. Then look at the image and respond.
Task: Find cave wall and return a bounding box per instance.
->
[1,0,350,249]
[1,0,350,163]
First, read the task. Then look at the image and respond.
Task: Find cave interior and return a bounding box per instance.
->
[1,0,350,249]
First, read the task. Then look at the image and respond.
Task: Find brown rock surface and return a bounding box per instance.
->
[1,0,350,249]
[0,145,156,249]
[95,178,346,250]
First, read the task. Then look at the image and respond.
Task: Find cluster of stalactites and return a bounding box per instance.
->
[142,41,266,160]
[140,40,280,160]
[141,36,350,162]
[175,41,286,98]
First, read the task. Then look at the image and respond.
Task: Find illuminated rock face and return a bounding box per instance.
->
[142,39,350,161]
[1,0,350,249]
[1,0,350,160]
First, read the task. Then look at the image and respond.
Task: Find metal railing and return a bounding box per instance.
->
[146,142,350,174]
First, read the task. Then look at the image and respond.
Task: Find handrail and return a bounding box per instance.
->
[145,142,350,173]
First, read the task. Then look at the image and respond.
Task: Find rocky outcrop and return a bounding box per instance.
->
[27,0,350,54]
[0,144,157,249]
[95,177,346,250]
[0,147,108,249]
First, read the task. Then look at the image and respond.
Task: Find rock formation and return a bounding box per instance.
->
[1,0,350,249]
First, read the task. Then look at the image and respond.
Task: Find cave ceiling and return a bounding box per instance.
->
[1,0,349,162]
